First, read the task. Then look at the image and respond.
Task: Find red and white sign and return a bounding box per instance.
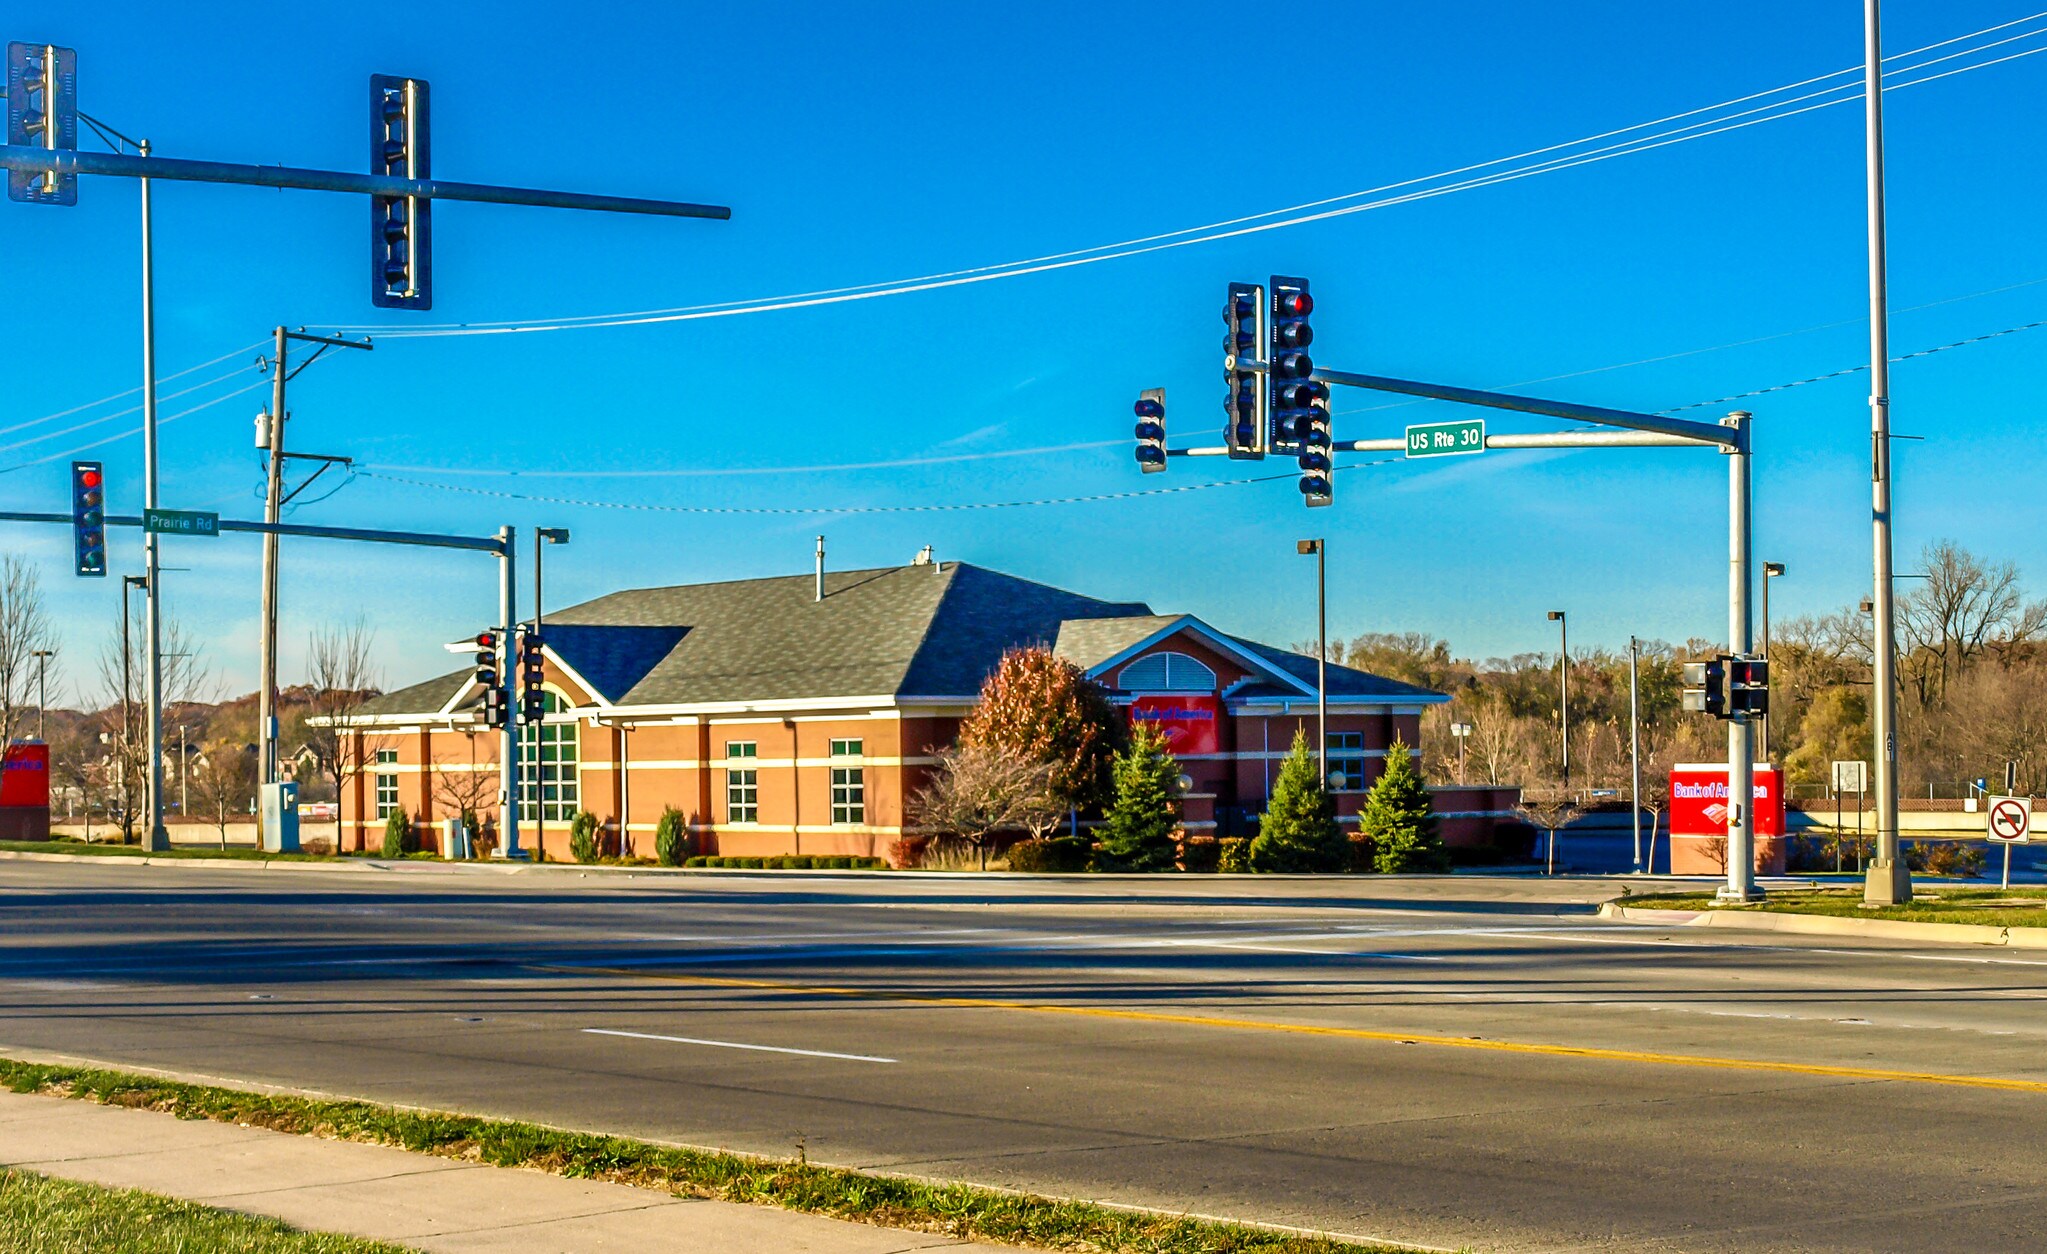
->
[1669,763,1784,838]
[1129,695,1221,757]
[0,742,50,809]
[1987,796,2033,844]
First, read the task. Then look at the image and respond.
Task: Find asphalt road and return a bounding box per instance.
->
[3,860,2045,1253]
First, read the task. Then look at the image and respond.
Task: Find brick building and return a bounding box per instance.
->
[336,559,1482,862]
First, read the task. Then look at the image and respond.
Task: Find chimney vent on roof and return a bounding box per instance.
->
[913,545,934,567]
[815,535,825,602]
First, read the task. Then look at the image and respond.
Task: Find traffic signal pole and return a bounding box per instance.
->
[138,137,167,850]
[1162,363,1761,900]
[498,526,522,859]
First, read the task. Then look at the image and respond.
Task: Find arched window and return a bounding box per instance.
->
[1117,650,1218,693]
[517,690,579,822]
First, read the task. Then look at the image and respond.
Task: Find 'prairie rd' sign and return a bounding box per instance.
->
[142,508,219,537]
[1406,419,1485,458]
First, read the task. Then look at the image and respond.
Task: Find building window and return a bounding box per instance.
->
[373,748,399,818]
[830,739,864,824]
[517,691,579,822]
[1118,650,1218,693]
[725,741,758,824]
[1328,732,1366,792]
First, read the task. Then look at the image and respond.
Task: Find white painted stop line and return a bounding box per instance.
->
[582,1027,896,1064]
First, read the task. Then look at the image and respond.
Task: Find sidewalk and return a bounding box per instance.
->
[0,1088,1006,1253]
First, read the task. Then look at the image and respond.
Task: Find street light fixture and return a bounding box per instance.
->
[1547,610,1569,787]
[31,649,55,742]
[1449,721,1473,785]
[1761,562,1786,762]
[1298,539,1326,787]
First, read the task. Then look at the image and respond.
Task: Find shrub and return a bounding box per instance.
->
[568,811,601,864]
[1179,837,1221,874]
[1909,840,1986,877]
[1249,729,1348,873]
[299,837,335,857]
[1361,736,1448,873]
[381,810,410,859]
[888,836,932,869]
[826,855,855,869]
[1093,722,1181,872]
[685,855,710,867]
[1218,837,1252,873]
[1006,837,1091,872]
[654,806,690,867]
[734,856,764,869]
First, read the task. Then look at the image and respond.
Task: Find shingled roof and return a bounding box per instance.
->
[357,561,1441,717]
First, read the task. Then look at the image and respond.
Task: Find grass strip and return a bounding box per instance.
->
[0,1057,1391,1253]
[0,1166,410,1253]
[1620,886,2047,928]
[0,839,331,862]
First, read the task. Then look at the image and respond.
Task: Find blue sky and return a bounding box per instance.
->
[7,1,2047,701]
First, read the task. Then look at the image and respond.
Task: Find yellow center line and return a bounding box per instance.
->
[538,964,2047,1095]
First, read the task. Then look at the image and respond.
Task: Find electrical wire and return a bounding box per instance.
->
[361,439,1127,478]
[0,364,269,455]
[0,339,268,439]
[310,16,2047,340]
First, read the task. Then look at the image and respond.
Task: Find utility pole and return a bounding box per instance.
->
[32,649,54,741]
[1863,0,1910,906]
[1298,539,1327,784]
[1548,610,1569,787]
[257,329,371,788]
[1629,635,1643,873]
[138,137,169,851]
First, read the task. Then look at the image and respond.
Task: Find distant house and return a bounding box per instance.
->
[330,560,1485,861]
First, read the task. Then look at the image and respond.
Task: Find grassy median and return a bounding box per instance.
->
[0,1167,410,1253]
[0,839,328,862]
[1621,885,2047,927]
[0,1058,1390,1253]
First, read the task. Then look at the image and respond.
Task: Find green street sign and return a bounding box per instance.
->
[142,508,220,537]
[1406,419,1486,458]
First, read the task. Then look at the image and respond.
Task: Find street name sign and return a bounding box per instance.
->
[1987,795,2033,844]
[142,508,219,537]
[1406,418,1485,458]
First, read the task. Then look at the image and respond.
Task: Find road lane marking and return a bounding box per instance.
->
[581,1027,895,1063]
[545,965,2047,1095]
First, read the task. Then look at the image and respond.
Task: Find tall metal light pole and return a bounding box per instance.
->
[530,527,568,853]
[1298,539,1327,784]
[119,574,147,840]
[1629,635,1643,873]
[1548,610,1569,787]
[1862,0,1910,906]
[32,650,55,741]
[1761,562,1786,762]
[137,138,170,852]
[1721,411,1760,902]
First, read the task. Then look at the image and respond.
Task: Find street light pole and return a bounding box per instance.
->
[1629,635,1643,873]
[1548,610,1569,788]
[32,650,54,742]
[1298,539,1326,785]
[138,138,168,852]
[1449,721,1472,785]
[1863,0,1910,906]
[119,575,146,842]
[1762,562,1786,763]
[531,527,568,854]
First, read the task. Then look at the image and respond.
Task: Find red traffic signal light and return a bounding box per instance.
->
[1278,290,1313,317]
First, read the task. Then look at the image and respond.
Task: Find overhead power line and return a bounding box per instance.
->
[309,15,2047,340]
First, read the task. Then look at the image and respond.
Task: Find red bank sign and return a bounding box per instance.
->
[1129,696,1220,756]
[1669,763,1783,838]
[0,742,50,809]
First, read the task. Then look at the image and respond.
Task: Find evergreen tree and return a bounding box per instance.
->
[1361,735,1448,872]
[1093,722,1182,872]
[1249,729,1348,872]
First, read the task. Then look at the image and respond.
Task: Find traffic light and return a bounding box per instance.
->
[370,74,433,310]
[1729,657,1769,715]
[6,42,78,204]
[519,630,547,722]
[69,460,104,577]
[1681,657,1729,718]
[1222,281,1265,459]
[1133,389,1166,473]
[1267,275,1314,450]
[1297,395,1332,507]
[474,631,507,728]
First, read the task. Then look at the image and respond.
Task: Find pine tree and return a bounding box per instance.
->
[1249,729,1348,873]
[1094,722,1182,872]
[1361,735,1448,872]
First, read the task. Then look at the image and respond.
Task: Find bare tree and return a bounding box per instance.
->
[432,731,500,850]
[1899,540,2038,706]
[303,618,381,853]
[93,615,210,843]
[0,555,55,748]
[1516,792,1581,876]
[910,743,1064,870]
[188,742,258,849]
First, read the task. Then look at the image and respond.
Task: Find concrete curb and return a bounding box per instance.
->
[1599,900,2047,948]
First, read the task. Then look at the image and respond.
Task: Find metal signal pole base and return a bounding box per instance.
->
[1863,858,1911,906]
